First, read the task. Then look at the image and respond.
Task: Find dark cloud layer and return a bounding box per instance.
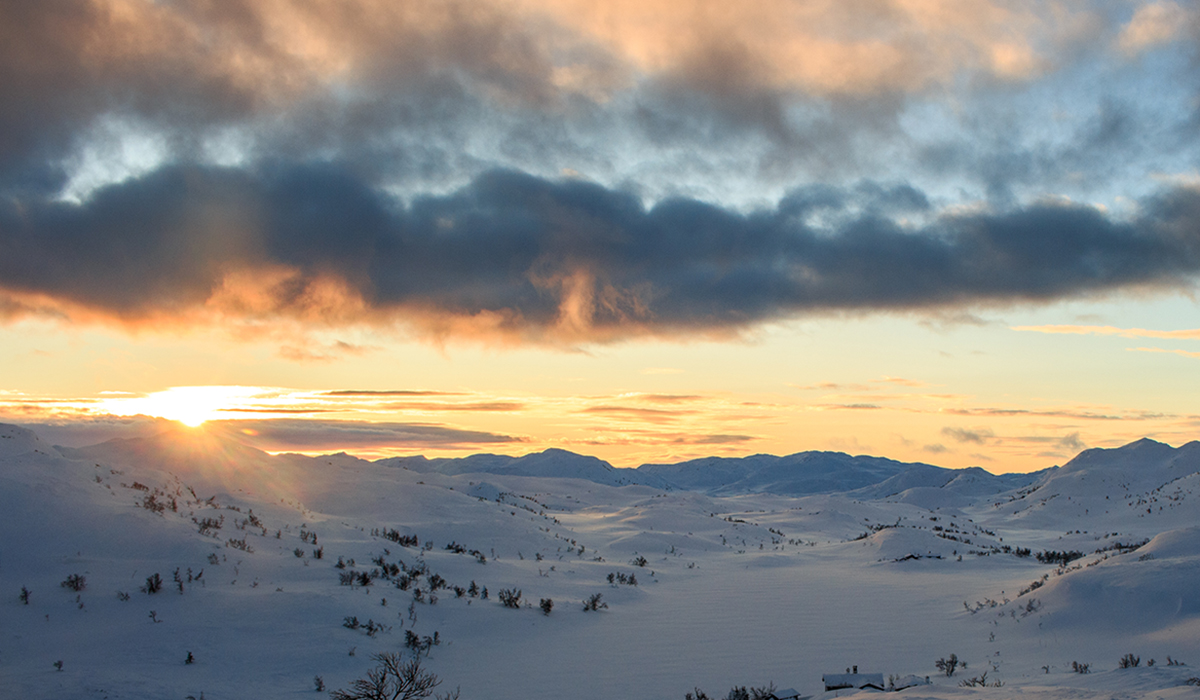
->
[2,164,1199,342]
[2,2,1200,345]
[0,164,1197,339]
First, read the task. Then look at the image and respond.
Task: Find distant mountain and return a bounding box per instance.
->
[851,464,1053,509]
[376,445,1062,499]
[634,451,950,496]
[377,448,669,488]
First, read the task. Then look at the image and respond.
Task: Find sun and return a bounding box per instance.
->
[98,386,263,427]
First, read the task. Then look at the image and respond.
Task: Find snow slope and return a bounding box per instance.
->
[3,425,1199,699]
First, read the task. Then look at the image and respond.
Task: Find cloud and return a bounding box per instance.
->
[1011,432,1088,455]
[322,390,463,397]
[876,377,927,387]
[943,406,1170,421]
[4,165,1200,345]
[942,427,994,444]
[1012,324,1200,340]
[922,443,949,453]
[672,434,756,445]
[2,2,1200,350]
[580,405,694,422]
[1056,431,1087,452]
[1117,2,1193,56]
[277,340,378,363]
[206,418,521,450]
[384,401,526,412]
[1129,346,1200,359]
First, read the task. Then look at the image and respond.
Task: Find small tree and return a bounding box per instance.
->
[936,654,960,677]
[143,573,163,594]
[583,593,608,611]
[61,574,87,592]
[1119,653,1140,669]
[19,586,30,605]
[539,598,553,615]
[329,653,459,700]
[498,588,522,609]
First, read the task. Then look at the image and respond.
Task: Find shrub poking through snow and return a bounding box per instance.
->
[1036,550,1084,566]
[60,574,86,592]
[959,672,1001,687]
[686,684,776,700]
[143,573,163,594]
[1119,653,1140,669]
[582,593,607,611]
[540,598,553,615]
[498,588,522,609]
[1072,661,1090,674]
[314,676,325,691]
[330,653,458,700]
[936,654,960,676]
[19,586,30,604]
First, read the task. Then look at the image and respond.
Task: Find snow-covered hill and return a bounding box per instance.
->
[3,424,1199,699]
[635,451,948,495]
[379,448,668,488]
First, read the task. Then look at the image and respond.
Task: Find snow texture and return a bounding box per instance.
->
[3,425,1200,699]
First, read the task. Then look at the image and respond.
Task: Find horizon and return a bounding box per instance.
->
[4,2,1200,473]
[13,416,1191,475]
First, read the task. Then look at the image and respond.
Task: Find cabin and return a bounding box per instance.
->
[822,671,885,692]
[767,689,807,700]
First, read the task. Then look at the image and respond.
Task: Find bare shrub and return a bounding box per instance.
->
[330,653,458,700]
[497,588,522,609]
[935,654,960,677]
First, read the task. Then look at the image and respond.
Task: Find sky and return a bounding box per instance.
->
[2,0,1199,472]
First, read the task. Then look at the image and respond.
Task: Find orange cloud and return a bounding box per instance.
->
[1117,1,1192,56]
[1129,346,1200,359]
[517,0,1067,95]
[1012,324,1200,340]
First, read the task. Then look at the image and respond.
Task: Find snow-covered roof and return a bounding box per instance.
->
[822,672,885,690]
[892,675,930,689]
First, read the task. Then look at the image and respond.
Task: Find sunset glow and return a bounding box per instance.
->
[97,386,275,427]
